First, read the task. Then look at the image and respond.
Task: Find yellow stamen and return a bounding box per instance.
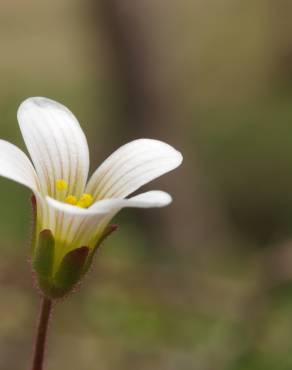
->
[77,193,93,208]
[56,179,68,191]
[65,195,78,205]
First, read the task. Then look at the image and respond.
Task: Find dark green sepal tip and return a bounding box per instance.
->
[98,224,118,247]
[83,224,118,275]
[33,229,55,278]
[54,246,89,294]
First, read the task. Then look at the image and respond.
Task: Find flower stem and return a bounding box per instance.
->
[31,297,53,370]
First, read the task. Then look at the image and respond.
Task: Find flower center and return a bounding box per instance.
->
[56,179,68,191]
[56,179,93,208]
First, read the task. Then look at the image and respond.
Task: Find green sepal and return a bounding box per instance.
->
[54,246,89,296]
[34,225,118,299]
[30,195,37,253]
[33,229,55,278]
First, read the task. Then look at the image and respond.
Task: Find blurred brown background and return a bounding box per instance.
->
[1,0,292,369]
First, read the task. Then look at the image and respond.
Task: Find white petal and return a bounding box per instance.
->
[0,140,40,192]
[42,196,110,271]
[126,190,172,207]
[46,196,110,216]
[90,190,172,212]
[86,139,183,200]
[17,97,89,198]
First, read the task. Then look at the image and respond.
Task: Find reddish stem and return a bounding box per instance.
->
[31,297,53,370]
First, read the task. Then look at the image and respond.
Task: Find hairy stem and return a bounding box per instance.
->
[31,297,53,370]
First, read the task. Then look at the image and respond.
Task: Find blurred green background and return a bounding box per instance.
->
[1,0,292,369]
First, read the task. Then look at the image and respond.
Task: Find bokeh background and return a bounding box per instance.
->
[1,0,292,369]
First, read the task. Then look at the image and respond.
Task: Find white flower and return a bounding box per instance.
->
[0,97,183,295]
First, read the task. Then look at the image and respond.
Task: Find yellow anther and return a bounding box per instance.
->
[56,179,68,191]
[65,195,78,205]
[77,193,93,208]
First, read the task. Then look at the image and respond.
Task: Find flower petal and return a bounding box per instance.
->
[126,190,172,207]
[43,196,110,270]
[17,97,89,198]
[46,196,110,216]
[90,190,172,212]
[86,139,183,200]
[0,140,40,192]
